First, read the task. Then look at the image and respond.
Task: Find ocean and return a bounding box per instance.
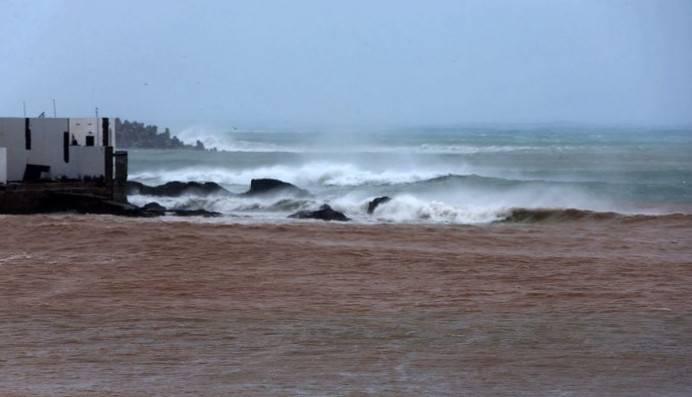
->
[3,127,692,396]
[127,126,692,223]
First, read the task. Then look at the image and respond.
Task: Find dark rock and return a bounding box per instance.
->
[170,209,222,217]
[289,204,350,222]
[243,178,309,197]
[0,188,223,218]
[141,201,167,216]
[367,196,391,214]
[45,192,146,216]
[127,181,228,197]
[115,119,217,151]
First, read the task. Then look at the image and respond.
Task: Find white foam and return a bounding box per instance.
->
[328,194,505,224]
[129,162,458,188]
[175,126,286,152]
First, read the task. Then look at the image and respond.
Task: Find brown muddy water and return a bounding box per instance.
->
[1,214,691,396]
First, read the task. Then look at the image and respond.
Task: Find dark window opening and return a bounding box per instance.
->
[24,118,31,150]
[63,132,69,163]
[23,164,50,182]
[102,118,110,146]
[86,135,95,146]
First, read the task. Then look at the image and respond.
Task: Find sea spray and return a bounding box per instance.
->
[127,128,692,222]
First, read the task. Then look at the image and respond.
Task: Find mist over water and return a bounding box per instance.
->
[128,127,692,223]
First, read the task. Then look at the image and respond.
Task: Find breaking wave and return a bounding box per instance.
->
[127,187,667,224]
[128,163,463,188]
[125,127,692,224]
[127,165,676,224]
[128,163,602,190]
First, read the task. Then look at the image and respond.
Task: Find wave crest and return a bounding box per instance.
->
[129,163,457,188]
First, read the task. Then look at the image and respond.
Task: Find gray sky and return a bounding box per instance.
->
[1,0,691,129]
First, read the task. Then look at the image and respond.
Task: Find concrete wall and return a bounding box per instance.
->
[0,117,114,182]
[0,118,29,181]
[70,146,106,179]
[26,117,70,178]
[68,118,97,146]
[0,147,6,184]
[69,118,116,148]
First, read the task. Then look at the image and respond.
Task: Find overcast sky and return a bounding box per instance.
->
[1,0,691,129]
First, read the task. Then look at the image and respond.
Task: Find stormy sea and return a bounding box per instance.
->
[127,126,692,223]
[3,126,692,396]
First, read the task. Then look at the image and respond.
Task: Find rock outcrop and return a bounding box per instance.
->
[115,119,215,151]
[141,202,167,216]
[289,204,350,222]
[128,178,306,198]
[127,181,228,197]
[242,178,310,197]
[131,201,221,217]
[169,209,222,217]
[367,196,391,214]
[0,184,223,217]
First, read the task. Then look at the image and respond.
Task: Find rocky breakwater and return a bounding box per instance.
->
[241,178,310,197]
[127,181,227,197]
[127,180,228,217]
[241,179,350,221]
[289,204,351,222]
[0,175,402,221]
[129,178,395,221]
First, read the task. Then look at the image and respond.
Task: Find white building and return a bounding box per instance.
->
[0,117,116,183]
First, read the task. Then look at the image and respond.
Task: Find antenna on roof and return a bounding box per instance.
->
[95,107,100,137]
[52,99,57,117]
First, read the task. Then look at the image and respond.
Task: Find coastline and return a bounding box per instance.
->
[1,214,691,395]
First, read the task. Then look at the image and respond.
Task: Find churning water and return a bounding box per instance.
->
[127,126,692,223]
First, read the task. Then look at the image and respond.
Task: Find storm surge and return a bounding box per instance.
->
[126,128,692,224]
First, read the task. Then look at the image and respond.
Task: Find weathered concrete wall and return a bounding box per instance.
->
[0,118,28,181]
[0,147,6,184]
[69,118,99,147]
[26,118,70,178]
[0,117,115,181]
[70,146,106,179]
[69,118,115,148]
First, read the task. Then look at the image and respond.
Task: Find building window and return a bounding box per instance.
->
[24,118,31,150]
[63,132,69,163]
